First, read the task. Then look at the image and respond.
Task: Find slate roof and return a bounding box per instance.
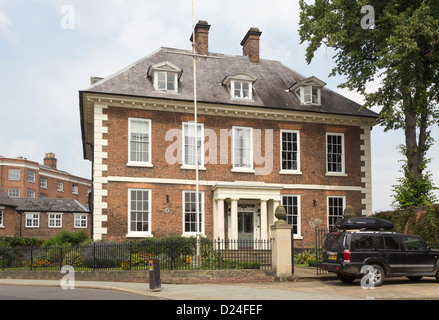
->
[14,198,89,213]
[0,188,17,207]
[81,47,378,119]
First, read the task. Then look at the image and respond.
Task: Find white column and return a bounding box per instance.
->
[217,199,225,241]
[230,198,238,245]
[260,200,268,241]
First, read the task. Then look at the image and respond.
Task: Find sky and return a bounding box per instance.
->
[0,0,438,212]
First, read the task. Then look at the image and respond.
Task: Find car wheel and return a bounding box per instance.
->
[337,273,356,283]
[363,264,385,287]
[435,270,439,283]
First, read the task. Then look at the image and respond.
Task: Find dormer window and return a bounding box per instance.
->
[156,71,177,91]
[290,76,326,105]
[222,72,257,100]
[147,61,182,93]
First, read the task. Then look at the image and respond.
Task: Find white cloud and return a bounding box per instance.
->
[0,9,18,43]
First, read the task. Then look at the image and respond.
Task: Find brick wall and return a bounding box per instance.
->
[99,106,366,247]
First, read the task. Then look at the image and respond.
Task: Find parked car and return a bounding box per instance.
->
[321,217,439,286]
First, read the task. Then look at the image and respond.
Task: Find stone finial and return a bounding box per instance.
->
[275,205,287,221]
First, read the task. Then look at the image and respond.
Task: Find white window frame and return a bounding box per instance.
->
[26,213,40,228]
[27,190,35,198]
[182,122,205,169]
[295,86,321,105]
[72,185,78,195]
[327,196,346,230]
[57,181,64,192]
[182,191,205,237]
[154,71,178,92]
[282,195,302,239]
[40,178,48,189]
[230,80,252,100]
[8,169,20,181]
[48,213,62,228]
[127,188,152,237]
[27,171,36,183]
[0,208,4,228]
[8,189,20,198]
[280,130,301,174]
[326,132,346,176]
[127,118,152,167]
[74,214,88,228]
[232,126,254,172]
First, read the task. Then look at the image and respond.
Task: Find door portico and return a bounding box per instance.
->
[212,185,283,242]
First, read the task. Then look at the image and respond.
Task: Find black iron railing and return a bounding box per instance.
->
[0,238,272,271]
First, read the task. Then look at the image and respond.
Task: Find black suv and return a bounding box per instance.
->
[321,217,439,286]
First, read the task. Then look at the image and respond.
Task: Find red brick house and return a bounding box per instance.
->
[79,21,378,247]
[0,188,90,239]
[0,153,91,206]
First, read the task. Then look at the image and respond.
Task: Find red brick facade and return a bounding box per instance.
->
[91,105,371,247]
[0,154,91,206]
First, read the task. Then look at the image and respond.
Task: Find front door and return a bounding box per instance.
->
[238,212,254,247]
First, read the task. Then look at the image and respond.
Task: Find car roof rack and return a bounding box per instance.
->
[335,217,394,231]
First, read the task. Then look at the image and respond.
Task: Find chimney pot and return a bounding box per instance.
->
[190,20,211,56]
[241,27,262,64]
[44,153,57,170]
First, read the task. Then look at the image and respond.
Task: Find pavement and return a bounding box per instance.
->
[0,267,341,300]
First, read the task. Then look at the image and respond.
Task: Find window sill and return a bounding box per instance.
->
[126,162,154,168]
[231,168,255,174]
[279,170,302,175]
[325,172,348,177]
[126,233,153,238]
[181,165,206,171]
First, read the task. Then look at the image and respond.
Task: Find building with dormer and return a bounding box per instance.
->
[79,21,378,247]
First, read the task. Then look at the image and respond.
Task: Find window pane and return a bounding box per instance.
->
[327,134,343,173]
[183,192,203,233]
[281,131,298,171]
[283,196,300,235]
[129,190,149,233]
[234,128,252,168]
[130,119,150,163]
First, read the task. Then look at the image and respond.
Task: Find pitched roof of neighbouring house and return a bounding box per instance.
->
[81,47,378,119]
[14,198,89,213]
[0,188,17,207]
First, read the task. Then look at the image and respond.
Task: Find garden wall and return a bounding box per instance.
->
[0,269,275,284]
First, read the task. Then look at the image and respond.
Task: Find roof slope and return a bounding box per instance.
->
[14,198,89,213]
[82,47,377,118]
[0,188,17,207]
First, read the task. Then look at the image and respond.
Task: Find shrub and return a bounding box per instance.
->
[43,230,89,246]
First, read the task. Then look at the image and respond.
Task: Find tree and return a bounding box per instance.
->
[299,0,439,207]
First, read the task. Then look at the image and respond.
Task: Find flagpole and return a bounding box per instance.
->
[192,0,201,264]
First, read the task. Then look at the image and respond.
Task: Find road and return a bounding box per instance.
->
[0,277,438,300]
[0,285,162,300]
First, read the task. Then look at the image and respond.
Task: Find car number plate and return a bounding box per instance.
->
[328,255,337,260]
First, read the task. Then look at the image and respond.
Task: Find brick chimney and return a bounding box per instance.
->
[44,153,57,170]
[190,20,211,56]
[241,27,262,64]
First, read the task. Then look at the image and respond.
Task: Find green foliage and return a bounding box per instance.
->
[374,205,439,243]
[0,236,43,248]
[43,230,90,246]
[299,0,439,187]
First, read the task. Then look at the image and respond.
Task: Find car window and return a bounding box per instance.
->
[351,234,375,251]
[402,235,427,251]
[324,233,344,251]
[378,235,400,251]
